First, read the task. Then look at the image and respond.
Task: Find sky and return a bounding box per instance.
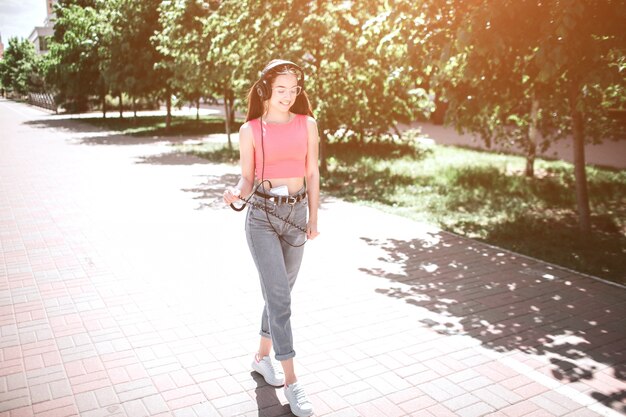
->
[0,0,47,43]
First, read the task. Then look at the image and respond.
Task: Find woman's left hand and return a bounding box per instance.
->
[306,221,319,240]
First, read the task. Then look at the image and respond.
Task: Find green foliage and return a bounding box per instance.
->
[0,37,41,95]
[44,1,106,111]
[425,0,626,152]
[202,0,431,144]
[105,0,165,102]
[154,0,214,109]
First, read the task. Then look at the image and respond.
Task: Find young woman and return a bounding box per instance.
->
[223,59,319,417]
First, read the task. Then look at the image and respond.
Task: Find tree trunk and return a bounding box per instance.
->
[165,92,172,130]
[569,83,591,236]
[525,96,539,177]
[101,93,106,119]
[224,86,233,149]
[312,54,327,175]
[228,95,235,127]
[196,98,200,121]
[132,96,137,120]
[118,93,123,118]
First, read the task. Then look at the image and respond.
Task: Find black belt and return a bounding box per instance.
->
[254,189,307,205]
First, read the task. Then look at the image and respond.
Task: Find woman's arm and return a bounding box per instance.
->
[305,116,320,239]
[223,122,255,204]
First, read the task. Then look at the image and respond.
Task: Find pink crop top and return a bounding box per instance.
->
[251,114,308,179]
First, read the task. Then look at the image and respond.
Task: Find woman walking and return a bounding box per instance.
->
[223,59,320,417]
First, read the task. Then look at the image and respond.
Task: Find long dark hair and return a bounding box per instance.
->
[245,61,314,122]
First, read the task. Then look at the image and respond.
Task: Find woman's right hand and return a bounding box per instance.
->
[223,187,241,206]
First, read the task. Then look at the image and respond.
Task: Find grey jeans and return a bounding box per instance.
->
[245,193,308,361]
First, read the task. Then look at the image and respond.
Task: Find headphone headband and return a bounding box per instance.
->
[260,59,302,79]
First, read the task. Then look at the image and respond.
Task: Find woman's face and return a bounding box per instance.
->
[268,73,301,112]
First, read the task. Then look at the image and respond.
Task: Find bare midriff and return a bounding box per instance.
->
[258,177,305,195]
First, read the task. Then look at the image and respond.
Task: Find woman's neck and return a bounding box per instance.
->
[263,109,292,124]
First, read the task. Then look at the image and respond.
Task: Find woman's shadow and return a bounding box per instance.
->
[250,372,293,417]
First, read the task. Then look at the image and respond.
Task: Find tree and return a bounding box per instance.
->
[201,0,263,147]
[534,0,625,235]
[0,37,40,96]
[396,0,625,235]
[155,0,214,122]
[430,2,565,178]
[204,0,432,172]
[44,0,106,112]
[105,0,167,121]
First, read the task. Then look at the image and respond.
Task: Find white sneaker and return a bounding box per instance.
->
[284,382,313,417]
[251,355,285,387]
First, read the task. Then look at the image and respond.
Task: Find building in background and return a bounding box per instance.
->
[0,33,4,60]
[28,0,58,55]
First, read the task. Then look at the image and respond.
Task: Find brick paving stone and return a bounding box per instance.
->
[421,403,458,417]
[496,400,543,417]
[190,402,220,417]
[2,99,626,417]
[397,394,438,414]
[522,410,558,417]
[367,396,406,417]
[314,390,350,412]
[441,392,482,412]
[323,408,361,417]
[113,379,157,403]
[456,401,497,417]
[418,377,467,403]
[562,408,605,417]
[121,399,149,417]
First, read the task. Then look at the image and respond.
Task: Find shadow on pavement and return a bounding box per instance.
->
[24,117,104,132]
[251,373,292,417]
[135,151,213,165]
[359,234,626,414]
[182,173,241,210]
[24,118,207,146]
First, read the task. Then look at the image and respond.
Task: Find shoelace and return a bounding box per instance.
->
[290,384,309,403]
[267,358,283,377]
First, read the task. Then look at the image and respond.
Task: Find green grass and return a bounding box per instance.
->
[89,114,625,284]
[324,140,626,284]
[178,141,240,164]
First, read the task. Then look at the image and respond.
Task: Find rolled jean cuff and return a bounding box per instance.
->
[259,330,271,339]
[275,350,296,362]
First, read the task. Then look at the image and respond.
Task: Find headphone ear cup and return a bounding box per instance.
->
[257,80,271,100]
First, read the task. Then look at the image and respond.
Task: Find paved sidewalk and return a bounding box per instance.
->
[0,98,625,417]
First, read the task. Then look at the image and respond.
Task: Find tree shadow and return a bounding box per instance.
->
[250,372,292,417]
[483,215,626,283]
[24,117,106,132]
[24,117,195,146]
[182,173,242,210]
[360,233,626,414]
[135,151,213,165]
[24,116,237,146]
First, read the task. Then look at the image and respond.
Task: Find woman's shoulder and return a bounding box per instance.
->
[240,119,258,133]
[297,114,317,127]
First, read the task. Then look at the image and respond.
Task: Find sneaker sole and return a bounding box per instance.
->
[251,360,285,387]
[288,405,313,417]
